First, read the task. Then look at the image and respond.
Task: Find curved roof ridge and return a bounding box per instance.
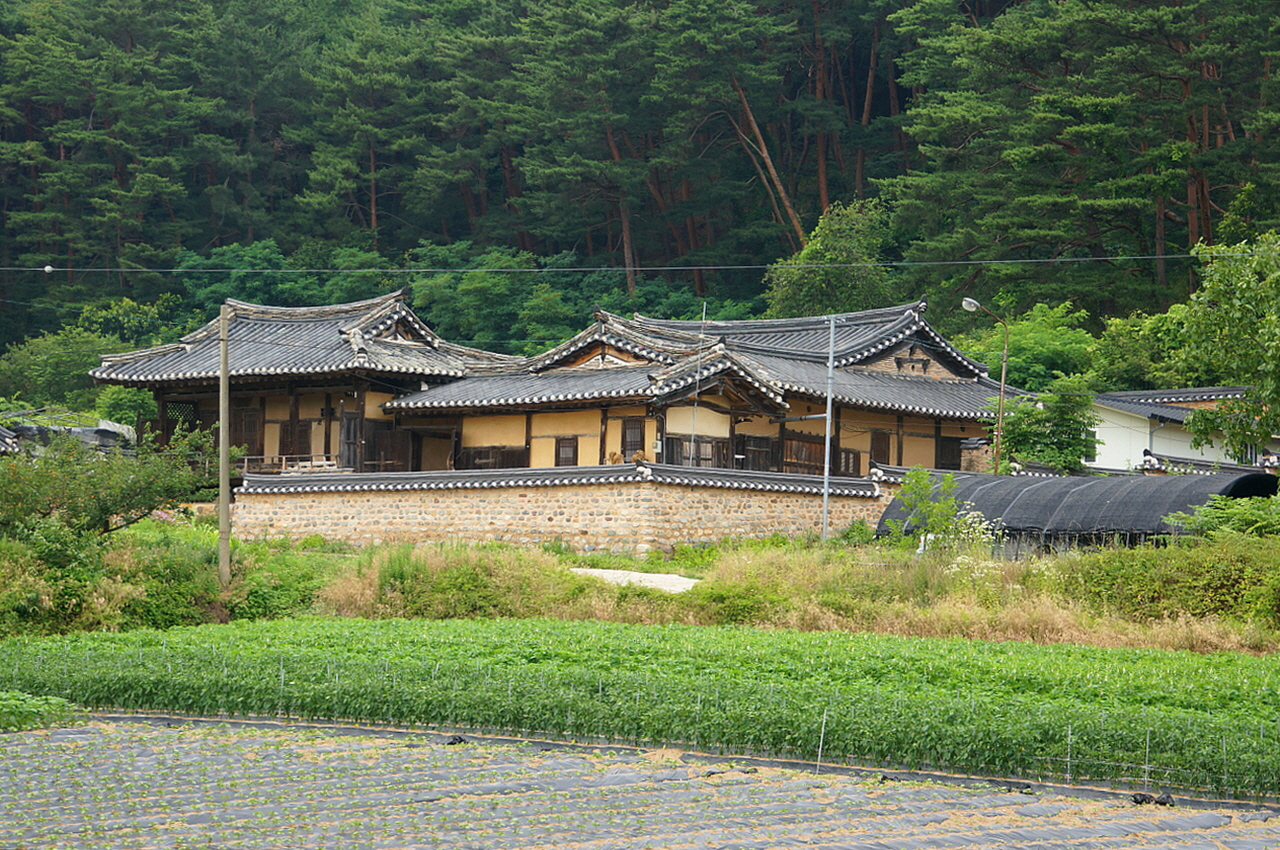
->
[630,300,928,333]
[224,288,409,320]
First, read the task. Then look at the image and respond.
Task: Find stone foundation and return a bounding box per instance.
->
[232,478,890,554]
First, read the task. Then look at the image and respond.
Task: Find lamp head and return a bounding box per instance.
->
[962,297,980,313]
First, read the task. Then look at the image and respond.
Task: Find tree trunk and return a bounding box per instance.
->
[731,74,807,247]
[856,25,880,198]
[604,122,637,295]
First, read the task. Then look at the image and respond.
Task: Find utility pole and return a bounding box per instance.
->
[218,303,231,587]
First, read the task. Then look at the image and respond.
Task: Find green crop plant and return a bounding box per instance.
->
[1,618,1279,798]
[0,689,77,731]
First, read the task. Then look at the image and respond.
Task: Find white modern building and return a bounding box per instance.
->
[1088,387,1280,472]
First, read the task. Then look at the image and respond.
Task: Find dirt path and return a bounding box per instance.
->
[570,567,700,592]
[3,717,1278,849]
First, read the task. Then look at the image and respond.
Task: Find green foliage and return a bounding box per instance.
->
[1179,234,1280,457]
[76,295,197,346]
[0,429,212,539]
[1062,534,1280,627]
[1085,306,1222,392]
[953,302,1095,392]
[5,618,1280,796]
[837,519,876,545]
[0,690,77,732]
[883,467,995,551]
[763,200,896,317]
[0,328,124,410]
[885,0,1277,321]
[377,545,514,619]
[92,385,158,428]
[1166,495,1280,539]
[685,579,786,625]
[998,375,1099,473]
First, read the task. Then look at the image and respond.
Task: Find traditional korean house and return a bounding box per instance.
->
[92,293,1013,479]
[384,300,1012,477]
[89,291,517,473]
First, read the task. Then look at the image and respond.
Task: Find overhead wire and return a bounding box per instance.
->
[0,250,1220,276]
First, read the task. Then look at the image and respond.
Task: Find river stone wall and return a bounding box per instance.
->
[232,479,891,554]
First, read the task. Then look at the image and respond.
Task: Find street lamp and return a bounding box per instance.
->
[962,297,1008,474]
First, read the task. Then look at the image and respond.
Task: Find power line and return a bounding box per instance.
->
[0,251,1215,276]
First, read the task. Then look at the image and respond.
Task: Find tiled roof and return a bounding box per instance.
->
[91,290,515,386]
[386,351,791,412]
[1099,386,1249,405]
[624,301,988,375]
[386,365,657,411]
[740,352,1012,419]
[389,302,1003,417]
[238,462,879,497]
[1093,394,1195,424]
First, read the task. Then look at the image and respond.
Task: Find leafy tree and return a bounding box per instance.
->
[952,302,1095,392]
[0,428,213,632]
[93,385,157,428]
[763,200,895,317]
[1085,305,1227,392]
[76,294,196,346]
[998,374,1100,474]
[1179,234,1280,457]
[291,9,429,251]
[0,328,123,410]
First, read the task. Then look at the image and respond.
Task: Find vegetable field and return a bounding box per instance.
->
[3,618,1278,799]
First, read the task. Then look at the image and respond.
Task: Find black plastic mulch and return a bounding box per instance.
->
[3,716,1279,850]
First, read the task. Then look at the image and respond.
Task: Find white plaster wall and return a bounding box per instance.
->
[1088,403,1280,470]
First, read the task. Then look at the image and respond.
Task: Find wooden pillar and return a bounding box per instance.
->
[599,409,608,464]
[288,382,299,460]
[896,415,904,466]
[525,412,533,467]
[354,378,367,471]
[155,392,168,444]
[323,392,333,459]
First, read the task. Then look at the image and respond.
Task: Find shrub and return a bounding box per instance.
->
[1166,494,1280,537]
[686,579,787,625]
[0,690,78,732]
[1062,533,1280,626]
[377,545,514,619]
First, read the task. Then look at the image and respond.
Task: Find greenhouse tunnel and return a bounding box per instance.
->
[875,471,1279,550]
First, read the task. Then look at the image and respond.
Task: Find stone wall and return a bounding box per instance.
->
[232,479,890,555]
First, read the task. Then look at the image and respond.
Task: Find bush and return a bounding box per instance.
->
[0,691,78,732]
[377,545,515,619]
[686,579,787,625]
[1062,533,1280,626]
[1166,494,1280,537]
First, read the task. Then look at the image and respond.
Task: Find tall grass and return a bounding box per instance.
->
[2,515,1278,653]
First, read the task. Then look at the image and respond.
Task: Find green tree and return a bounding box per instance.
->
[0,429,211,538]
[763,200,895,317]
[1179,234,1280,457]
[953,302,1095,392]
[884,0,1280,318]
[998,374,1100,474]
[0,328,123,410]
[76,294,196,346]
[291,9,429,251]
[1085,305,1227,392]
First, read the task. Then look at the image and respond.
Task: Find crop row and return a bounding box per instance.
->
[2,617,1278,799]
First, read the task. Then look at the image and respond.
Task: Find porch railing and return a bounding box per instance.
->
[238,453,349,474]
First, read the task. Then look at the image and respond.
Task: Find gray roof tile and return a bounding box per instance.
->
[238,462,879,497]
[742,353,1014,420]
[91,290,514,386]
